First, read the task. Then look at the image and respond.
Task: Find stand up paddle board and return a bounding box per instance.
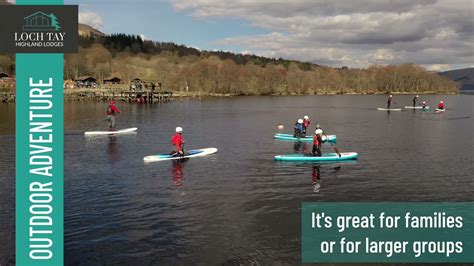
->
[143,148,218,162]
[274,133,337,143]
[377,108,402,111]
[435,109,446,113]
[405,106,430,110]
[85,127,138,135]
[274,152,358,162]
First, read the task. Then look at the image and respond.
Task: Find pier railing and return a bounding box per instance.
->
[64,88,173,103]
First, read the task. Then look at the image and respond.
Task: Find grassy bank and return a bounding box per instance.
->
[1,88,457,103]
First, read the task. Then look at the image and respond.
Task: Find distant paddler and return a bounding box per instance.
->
[387,94,393,109]
[437,101,445,110]
[171,127,186,157]
[302,115,311,134]
[294,119,305,138]
[106,100,121,131]
[422,101,428,111]
[412,95,419,107]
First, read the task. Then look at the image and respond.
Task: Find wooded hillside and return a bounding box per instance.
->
[0,33,458,95]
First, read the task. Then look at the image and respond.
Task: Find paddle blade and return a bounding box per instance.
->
[333,146,341,157]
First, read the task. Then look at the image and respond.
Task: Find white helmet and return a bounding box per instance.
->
[175,127,183,133]
[304,115,309,120]
[422,101,426,104]
[315,129,323,135]
[297,119,303,124]
[440,101,444,103]
[316,124,320,128]
[389,95,393,97]
[416,95,419,97]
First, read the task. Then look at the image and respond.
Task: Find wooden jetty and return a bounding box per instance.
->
[65,89,173,103]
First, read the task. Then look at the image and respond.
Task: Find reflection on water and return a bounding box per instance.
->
[293,141,310,153]
[108,136,120,166]
[172,160,187,197]
[312,165,321,193]
[311,165,343,193]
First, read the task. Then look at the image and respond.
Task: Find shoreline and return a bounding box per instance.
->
[172,91,458,97]
[0,89,459,103]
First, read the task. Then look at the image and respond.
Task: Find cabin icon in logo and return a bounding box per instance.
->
[23,11,61,31]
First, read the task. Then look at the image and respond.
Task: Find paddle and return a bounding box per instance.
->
[331,143,341,157]
[181,142,185,159]
[324,133,341,157]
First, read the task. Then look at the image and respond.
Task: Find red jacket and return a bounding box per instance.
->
[303,119,310,128]
[171,133,184,151]
[107,104,120,115]
[313,135,321,147]
[437,103,445,109]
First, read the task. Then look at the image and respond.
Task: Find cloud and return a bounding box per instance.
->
[372,49,395,62]
[79,10,103,29]
[172,0,474,69]
[424,64,451,72]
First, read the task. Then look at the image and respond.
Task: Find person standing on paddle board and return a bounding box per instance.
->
[312,129,326,157]
[413,95,419,107]
[302,115,310,134]
[387,95,393,109]
[106,100,121,131]
[437,101,445,110]
[294,119,305,138]
[171,127,185,156]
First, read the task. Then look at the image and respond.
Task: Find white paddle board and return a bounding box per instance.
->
[144,148,217,162]
[405,106,430,109]
[377,108,402,111]
[85,127,138,135]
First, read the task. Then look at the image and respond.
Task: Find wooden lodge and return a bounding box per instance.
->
[0,72,12,79]
[103,76,122,84]
[75,76,98,88]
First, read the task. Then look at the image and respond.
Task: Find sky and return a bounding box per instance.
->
[8,0,474,71]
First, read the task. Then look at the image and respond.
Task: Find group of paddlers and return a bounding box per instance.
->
[387,95,446,110]
[293,116,328,157]
[106,100,185,157]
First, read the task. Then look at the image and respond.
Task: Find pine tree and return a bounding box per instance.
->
[50,13,61,31]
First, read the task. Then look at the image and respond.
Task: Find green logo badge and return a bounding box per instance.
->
[23,11,61,31]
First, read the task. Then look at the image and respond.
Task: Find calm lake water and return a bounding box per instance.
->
[1,95,473,265]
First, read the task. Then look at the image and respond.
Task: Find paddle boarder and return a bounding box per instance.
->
[422,101,428,111]
[171,127,185,156]
[106,100,121,131]
[437,101,445,110]
[412,95,419,107]
[294,119,305,138]
[387,95,393,109]
[303,115,310,134]
[312,129,326,157]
